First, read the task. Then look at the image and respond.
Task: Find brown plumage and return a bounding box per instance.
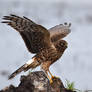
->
[2,14,71,80]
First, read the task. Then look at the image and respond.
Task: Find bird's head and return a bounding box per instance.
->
[55,40,68,53]
[59,40,67,48]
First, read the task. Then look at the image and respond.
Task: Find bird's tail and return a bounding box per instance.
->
[8,58,40,79]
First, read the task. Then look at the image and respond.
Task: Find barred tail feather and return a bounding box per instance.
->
[8,58,39,79]
[8,64,26,79]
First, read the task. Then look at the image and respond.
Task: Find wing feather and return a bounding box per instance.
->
[2,14,51,53]
[49,23,71,42]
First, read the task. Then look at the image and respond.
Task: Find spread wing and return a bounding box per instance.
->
[2,14,51,53]
[49,23,71,42]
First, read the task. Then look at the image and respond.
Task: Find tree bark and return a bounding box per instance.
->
[0,71,76,92]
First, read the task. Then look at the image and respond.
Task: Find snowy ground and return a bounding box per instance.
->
[0,0,92,91]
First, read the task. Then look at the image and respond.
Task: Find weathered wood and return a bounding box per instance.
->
[0,71,76,92]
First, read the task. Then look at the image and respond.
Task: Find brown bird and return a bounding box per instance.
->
[2,14,71,81]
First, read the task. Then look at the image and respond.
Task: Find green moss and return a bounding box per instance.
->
[65,80,82,92]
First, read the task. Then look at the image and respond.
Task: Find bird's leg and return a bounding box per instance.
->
[41,66,51,80]
[48,69,54,79]
[41,62,55,83]
[48,69,59,84]
[45,71,51,81]
[46,71,53,84]
[44,70,53,83]
[47,69,55,84]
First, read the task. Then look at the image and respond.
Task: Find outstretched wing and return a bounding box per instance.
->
[2,14,51,53]
[49,23,71,42]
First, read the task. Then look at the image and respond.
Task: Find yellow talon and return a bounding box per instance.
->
[46,69,60,84]
[50,76,59,84]
[50,76,60,84]
[50,78,53,84]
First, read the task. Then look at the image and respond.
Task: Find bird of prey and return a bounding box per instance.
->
[2,14,71,81]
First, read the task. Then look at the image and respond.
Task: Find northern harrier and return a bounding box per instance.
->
[2,14,71,81]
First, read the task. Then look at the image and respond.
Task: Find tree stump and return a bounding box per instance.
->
[0,71,76,92]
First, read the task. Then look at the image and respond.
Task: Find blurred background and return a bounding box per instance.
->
[0,0,92,91]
